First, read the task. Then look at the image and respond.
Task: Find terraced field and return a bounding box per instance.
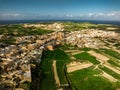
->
[39,45,120,90]
[66,48,120,90]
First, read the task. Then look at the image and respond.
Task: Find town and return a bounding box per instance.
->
[0,22,120,90]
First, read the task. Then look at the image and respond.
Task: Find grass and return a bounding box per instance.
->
[0,24,53,36]
[56,61,68,84]
[68,67,116,90]
[114,43,120,47]
[26,29,53,35]
[44,48,70,60]
[40,48,70,89]
[0,37,16,44]
[39,58,56,90]
[74,52,100,64]
[100,66,120,80]
[100,48,120,60]
[60,44,77,50]
[44,48,70,84]
[63,22,98,31]
[107,60,120,68]
[79,47,92,51]
[30,55,56,90]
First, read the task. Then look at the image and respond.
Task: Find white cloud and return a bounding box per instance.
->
[88,13,93,16]
[78,11,120,20]
[0,11,120,20]
[65,14,74,17]
[0,13,21,20]
[88,11,120,18]
[107,13,115,16]
[0,13,20,17]
[97,13,104,16]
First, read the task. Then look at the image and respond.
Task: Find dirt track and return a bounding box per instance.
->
[104,63,120,74]
[67,62,92,73]
[66,49,120,83]
[88,51,120,74]
[52,60,60,86]
[88,50,109,62]
[101,71,118,82]
[65,50,83,55]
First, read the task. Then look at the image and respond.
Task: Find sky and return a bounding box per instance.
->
[0,0,120,20]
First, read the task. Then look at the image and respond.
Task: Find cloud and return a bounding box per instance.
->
[0,12,58,20]
[0,13,22,20]
[86,11,120,19]
[88,13,94,17]
[65,14,74,17]
[0,13,20,17]
[0,11,120,20]
[107,13,115,16]
[65,11,120,20]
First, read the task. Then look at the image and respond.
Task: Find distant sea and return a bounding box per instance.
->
[0,20,120,25]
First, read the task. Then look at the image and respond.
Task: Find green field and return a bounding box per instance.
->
[45,48,70,84]
[39,48,70,89]
[107,60,120,68]
[63,22,97,31]
[56,61,68,84]
[0,24,53,45]
[100,66,120,80]
[0,24,53,36]
[100,48,120,60]
[68,67,116,90]
[0,37,16,44]
[67,49,120,90]
[39,59,56,90]
[74,52,100,64]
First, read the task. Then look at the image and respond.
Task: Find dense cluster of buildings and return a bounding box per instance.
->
[65,29,119,48]
[0,30,64,90]
[24,23,64,31]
